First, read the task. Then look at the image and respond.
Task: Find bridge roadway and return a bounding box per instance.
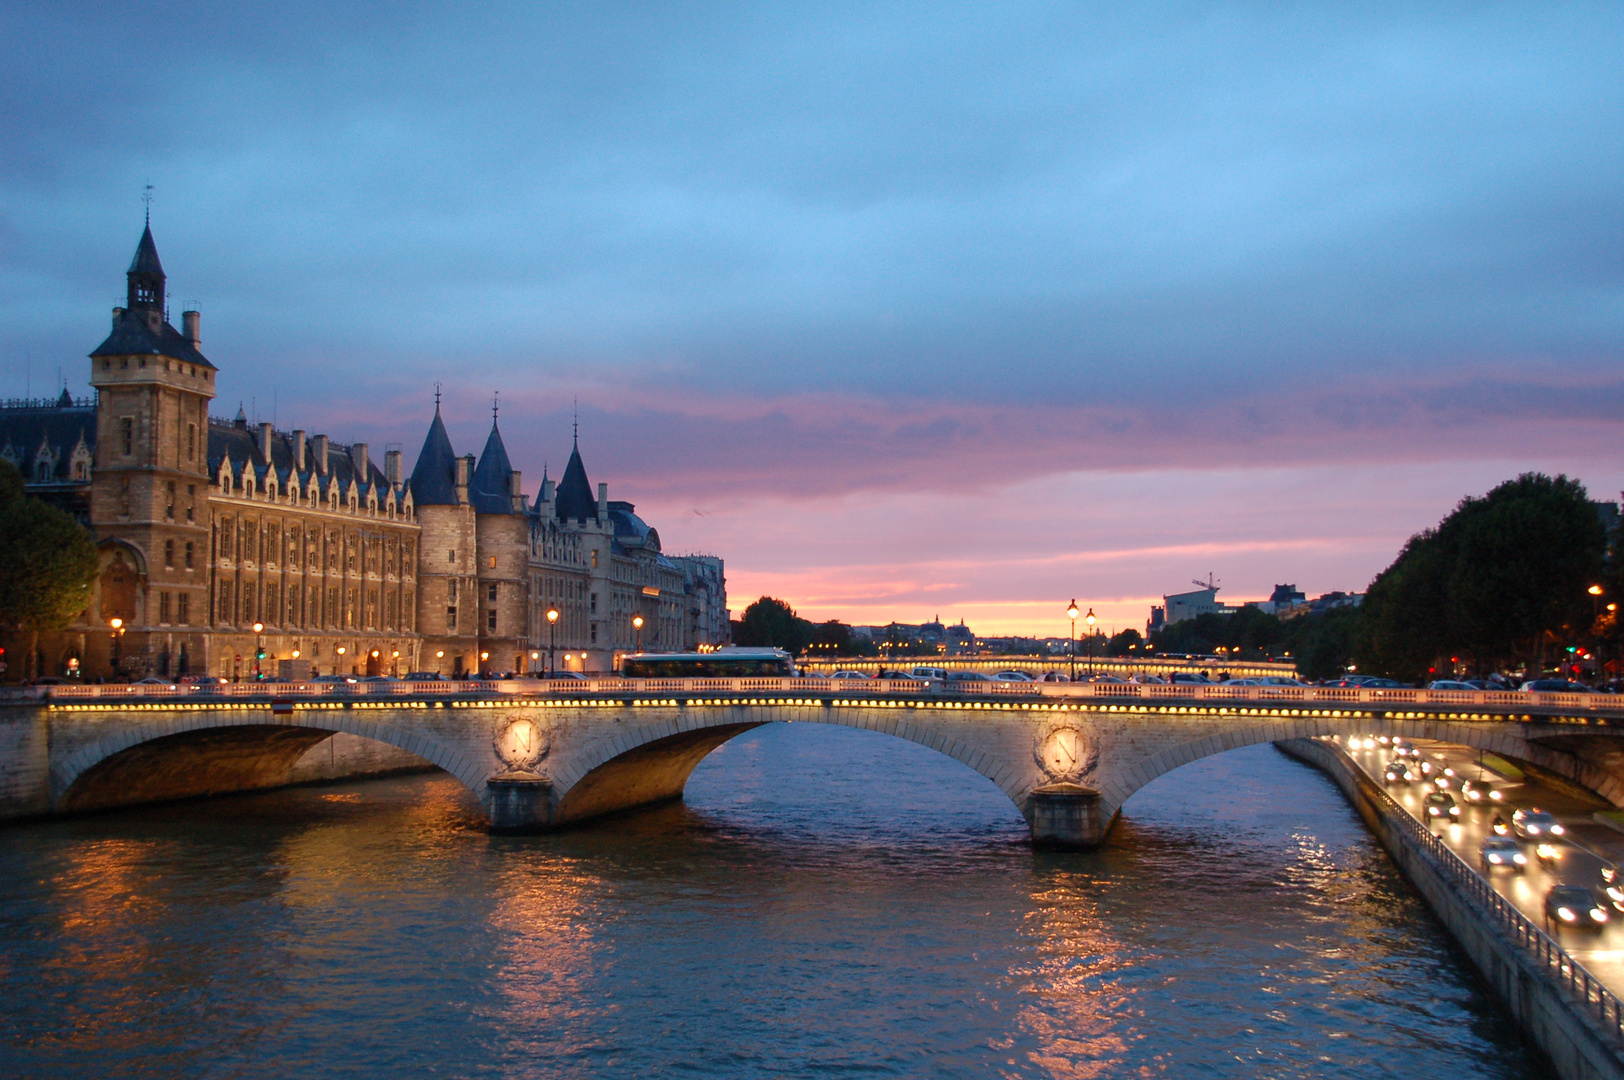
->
[9,678,1624,846]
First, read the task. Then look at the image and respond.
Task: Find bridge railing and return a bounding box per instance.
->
[1340,740,1624,1044]
[35,677,1624,715]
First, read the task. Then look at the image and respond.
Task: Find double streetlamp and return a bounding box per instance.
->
[546,608,559,676]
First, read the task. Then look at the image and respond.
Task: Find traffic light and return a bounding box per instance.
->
[256,648,266,660]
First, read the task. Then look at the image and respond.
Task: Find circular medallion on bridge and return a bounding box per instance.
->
[493,714,550,771]
[1036,724,1097,782]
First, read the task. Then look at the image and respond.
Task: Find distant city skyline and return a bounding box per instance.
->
[4,5,1621,636]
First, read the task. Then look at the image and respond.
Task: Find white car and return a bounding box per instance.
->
[829,670,871,680]
[994,670,1035,682]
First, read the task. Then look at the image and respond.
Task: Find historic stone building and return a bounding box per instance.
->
[0,223,727,681]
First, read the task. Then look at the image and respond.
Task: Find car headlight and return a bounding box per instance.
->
[1513,853,1527,864]
[1594,909,1609,923]
[1488,854,1502,864]
[1449,807,1460,816]
[1559,907,1577,922]
[1527,825,1541,835]
[1607,887,1623,902]
[1491,791,1502,800]
[1552,824,1566,835]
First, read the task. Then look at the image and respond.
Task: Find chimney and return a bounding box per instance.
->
[258,422,273,463]
[510,469,524,512]
[111,307,125,331]
[542,477,555,504]
[292,430,306,472]
[313,435,329,474]
[182,310,201,348]
[455,454,473,504]
[351,442,368,478]
[384,449,402,488]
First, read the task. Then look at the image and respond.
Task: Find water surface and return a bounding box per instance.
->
[0,724,1545,1077]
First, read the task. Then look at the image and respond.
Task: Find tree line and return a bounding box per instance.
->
[0,459,99,680]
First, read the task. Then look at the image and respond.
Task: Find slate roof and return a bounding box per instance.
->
[408,406,460,506]
[90,310,214,369]
[0,401,96,483]
[208,421,393,501]
[469,421,516,514]
[607,500,661,551]
[554,442,597,522]
[129,224,164,277]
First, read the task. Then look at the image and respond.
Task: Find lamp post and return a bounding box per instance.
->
[547,608,559,676]
[109,617,124,679]
[1589,585,1604,681]
[632,613,645,654]
[1085,608,1097,677]
[1066,600,1079,682]
[252,622,264,680]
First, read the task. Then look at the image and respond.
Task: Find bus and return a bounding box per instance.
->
[620,648,797,679]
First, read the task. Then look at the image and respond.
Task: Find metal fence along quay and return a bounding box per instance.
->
[17,678,1624,718]
[1339,741,1624,1046]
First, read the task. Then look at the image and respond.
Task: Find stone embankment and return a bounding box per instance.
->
[1277,737,1624,1080]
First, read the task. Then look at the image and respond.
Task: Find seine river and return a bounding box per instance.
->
[0,724,1548,1078]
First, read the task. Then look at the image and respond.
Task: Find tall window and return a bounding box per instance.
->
[187,423,197,462]
[242,583,256,623]
[184,541,194,569]
[158,592,171,624]
[165,481,175,521]
[164,539,175,568]
[121,417,134,457]
[177,593,190,625]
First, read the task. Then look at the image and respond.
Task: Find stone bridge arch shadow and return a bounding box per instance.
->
[546,706,1031,828]
[52,713,483,814]
[1098,714,1624,825]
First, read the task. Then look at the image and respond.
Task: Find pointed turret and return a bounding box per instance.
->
[126,224,165,313]
[408,402,460,505]
[554,438,596,523]
[469,419,516,514]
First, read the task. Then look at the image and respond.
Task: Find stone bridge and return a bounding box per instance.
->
[6,679,1624,846]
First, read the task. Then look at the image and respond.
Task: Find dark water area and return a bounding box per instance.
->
[0,724,1548,1078]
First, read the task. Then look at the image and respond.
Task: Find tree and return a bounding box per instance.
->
[1355,473,1605,679]
[1104,628,1143,656]
[0,496,99,680]
[733,596,812,654]
[0,458,23,507]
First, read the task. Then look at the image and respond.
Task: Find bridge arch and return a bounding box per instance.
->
[549,705,1026,825]
[52,713,483,813]
[1100,715,1624,815]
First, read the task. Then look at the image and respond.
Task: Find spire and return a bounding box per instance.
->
[555,438,596,523]
[407,396,459,505]
[126,223,166,312]
[469,415,516,515]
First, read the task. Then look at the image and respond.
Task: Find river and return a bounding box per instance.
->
[0,723,1548,1078]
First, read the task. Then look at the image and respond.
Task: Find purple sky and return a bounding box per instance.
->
[4,3,1622,633]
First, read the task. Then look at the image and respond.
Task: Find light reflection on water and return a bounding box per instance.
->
[0,724,1547,1078]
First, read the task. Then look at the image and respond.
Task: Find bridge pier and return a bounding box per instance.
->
[1026,783,1115,849]
[486,772,554,833]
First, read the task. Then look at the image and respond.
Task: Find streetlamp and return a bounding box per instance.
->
[632,613,645,653]
[547,607,559,676]
[109,617,124,678]
[1066,600,1079,683]
[252,622,264,680]
[530,650,540,676]
[1085,608,1097,677]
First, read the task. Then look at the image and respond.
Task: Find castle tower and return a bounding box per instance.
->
[407,399,478,676]
[86,224,217,676]
[469,413,529,674]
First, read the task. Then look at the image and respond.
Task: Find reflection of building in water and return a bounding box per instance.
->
[0,222,728,681]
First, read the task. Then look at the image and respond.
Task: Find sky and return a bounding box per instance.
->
[2,3,1621,636]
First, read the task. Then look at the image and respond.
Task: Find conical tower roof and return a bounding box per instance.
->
[554,441,596,522]
[408,405,460,505]
[469,420,516,514]
[128,224,165,277]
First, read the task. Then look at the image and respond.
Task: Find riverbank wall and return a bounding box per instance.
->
[1277,736,1624,1080]
[0,702,432,822]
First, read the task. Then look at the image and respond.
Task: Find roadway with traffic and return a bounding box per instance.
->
[1341,735,1624,995]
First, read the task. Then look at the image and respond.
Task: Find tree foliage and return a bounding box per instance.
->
[733,596,811,653]
[1355,473,1605,679]
[0,483,99,678]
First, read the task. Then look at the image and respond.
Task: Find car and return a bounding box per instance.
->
[1423,792,1461,820]
[830,670,871,680]
[1457,778,1503,803]
[1127,674,1168,685]
[910,666,949,682]
[946,671,996,683]
[1480,837,1527,871]
[402,672,443,681]
[548,671,590,681]
[1167,672,1211,685]
[132,676,175,686]
[1087,674,1126,683]
[1545,884,1609,930]
[1428,680,1478,690]
[312,674,359,685]
[1383,761,1413,784]
[1431,766,1458,790]
[1522,679,1593,693]
[1323,675,1380,687]
[1600,865,1624,909]
[362,675,401,683]
[993,670,1035,682]
[1039,672,1070,683]
[1512,808,1565,839]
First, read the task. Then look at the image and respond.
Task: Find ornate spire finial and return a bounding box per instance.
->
[142,183,153,225]
[492,390,499,424]
[433,382,442,411]
[572,397,579,446]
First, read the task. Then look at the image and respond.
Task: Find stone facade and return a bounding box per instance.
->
[0,223,727,680]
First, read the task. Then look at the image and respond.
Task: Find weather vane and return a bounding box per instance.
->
[434,381,442,409]
[492,390,499,423]
[141,183,154,225]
